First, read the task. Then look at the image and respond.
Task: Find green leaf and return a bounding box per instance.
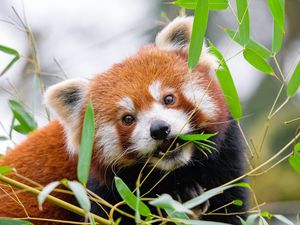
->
[232,199,243,206]
[0,219,33,225]
[113,218,122,225]
[260,211,272,219]
[225,29,272,58]
[183,183,248,209]
[114,177,151,217]
[273,215,295,225]
[150,194,193,215]
[88,213,96,225]
[0,166,13,174]
[272,19,284,53]
[259,217,269,225]
[77,101,95,186]
[172,0,229,10]
[288,153,300,175]
[267,0,285,32]
[188,0,209,69]
[209,41,243,121]
[243,48,274,75]
[135,186,141,224]
[286,61,300,97]
[37,181,60,209]
[293,142,300,153]
[66,180,91,213]
[245,214,260,225]
[172,218,231,225]
[0,45,20,76]
[8,100,37,134]
[179,133,216,141]
[0,136,8,141]
[236,0,250,45]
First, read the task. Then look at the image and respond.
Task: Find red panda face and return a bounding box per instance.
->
[45,17,229,172]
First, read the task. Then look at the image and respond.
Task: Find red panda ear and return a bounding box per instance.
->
[156,16,218,69]
[44,78,89,154]
[155,16,193,51]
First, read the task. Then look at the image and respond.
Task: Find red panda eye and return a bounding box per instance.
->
[122,114,135,126]
[164,94,176,105]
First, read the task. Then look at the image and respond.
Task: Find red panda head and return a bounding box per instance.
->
[45,17,229,172]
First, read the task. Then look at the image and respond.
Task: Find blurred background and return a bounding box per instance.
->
[0,0,299,222]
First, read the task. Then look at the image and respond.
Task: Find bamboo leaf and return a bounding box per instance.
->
[114,177,151,217]
[172,218,231,225]
[77,101,95,186]
[273,215,295,225]
[188,0,209,68]
[286,61,300,97]
[267,0,285,32]
[67,180,91,213]
[236,0,250,45]
[179,133,216,141]
[272,19,283,53]
[172,0,228,10]
[37,181,60,209]
[0,136,8,141]
[8,100,37,134]
[150,194,193,215]
[225,29,272,58]
[289,153,300,175]
[0,166,13,174]
[232,199,243,206]
[209,41,243,121]
[183,183,249,209]
[0,219,33,225]
[243,48,274,75]
[0,45,20,76]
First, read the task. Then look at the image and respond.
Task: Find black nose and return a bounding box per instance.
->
[150,120,170,140]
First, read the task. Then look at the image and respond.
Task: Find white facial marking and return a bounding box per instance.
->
[118,96,135,112]
[95,122,122,165]
[131,103,192,155]
[182,78,217,118]
[149,81,162,101]
[150,143,194,171]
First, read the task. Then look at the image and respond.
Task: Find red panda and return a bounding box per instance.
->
[0,17,247,224]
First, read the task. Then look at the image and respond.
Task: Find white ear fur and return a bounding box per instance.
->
[44,78,89,154]
[155,16,218,69]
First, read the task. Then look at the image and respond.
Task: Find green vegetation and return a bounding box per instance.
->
[0,0,300,224]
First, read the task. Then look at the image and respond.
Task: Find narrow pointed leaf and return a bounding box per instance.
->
[38,181,60,209]
[172,218,231,225]
[0,45,20,76]
[188,0,209,69]
[114,177,151,217]
[209,41,242,121]
[232,199,243,206]
[183,183,248,209]
[236,0,250,45]
[267,0,285,32]
[67,180,91,213]
[172,0,228,10]
[273,215,295,225]
[0,166,13,174]
[243,48,274,75]
[245,214,260,225]
[225,29,272,58]
[88,213,96,225]
[0,219,33,225]
[77,101,95,186]
[289,142,300,172]
[286,61,300,97]
[179,133,216,141]
[8,100,37,134]
[150,194,193,214]
[272,20,284,53]
[0,136,8,141]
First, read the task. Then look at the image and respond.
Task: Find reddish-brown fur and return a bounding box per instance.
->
[0,45,228,223]
[0,121,78,224]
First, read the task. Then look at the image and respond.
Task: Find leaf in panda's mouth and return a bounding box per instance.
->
[179,132,218,158]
